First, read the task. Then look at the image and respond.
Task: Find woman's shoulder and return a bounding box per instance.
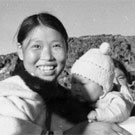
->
[0,75,41,99]
[0,75,31,90]
[2,75,25,85]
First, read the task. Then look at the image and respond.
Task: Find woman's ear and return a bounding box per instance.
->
[17,43,23,61]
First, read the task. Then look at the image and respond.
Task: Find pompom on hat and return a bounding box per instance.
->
[71,42,115,95]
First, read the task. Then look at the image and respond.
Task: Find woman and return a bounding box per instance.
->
[0,12,131,135]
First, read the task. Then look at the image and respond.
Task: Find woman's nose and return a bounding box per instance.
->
[40,46,53,60]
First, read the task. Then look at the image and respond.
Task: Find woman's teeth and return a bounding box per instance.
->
[38,66,54,71]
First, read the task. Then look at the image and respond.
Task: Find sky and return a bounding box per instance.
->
[0,0,135,54]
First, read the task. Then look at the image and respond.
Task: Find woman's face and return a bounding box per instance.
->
[17,26,67,82]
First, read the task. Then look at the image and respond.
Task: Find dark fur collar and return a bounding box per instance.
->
[12,60,61,102]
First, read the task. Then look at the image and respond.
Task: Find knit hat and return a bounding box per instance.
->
[71,42,115,95]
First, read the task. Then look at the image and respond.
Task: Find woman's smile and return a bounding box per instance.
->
[37,65,56,74]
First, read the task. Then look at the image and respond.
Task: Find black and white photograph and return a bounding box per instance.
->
[0,0,135,135]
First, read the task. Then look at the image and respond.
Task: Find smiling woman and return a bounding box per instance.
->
[17,26,67,82]
[16,13,68,82]
[0,12,70,135]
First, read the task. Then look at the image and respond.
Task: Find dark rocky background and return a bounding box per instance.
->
[1,34,135,90]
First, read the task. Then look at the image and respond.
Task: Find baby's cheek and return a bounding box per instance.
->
[86,92,98,102]
[71,84,80,94]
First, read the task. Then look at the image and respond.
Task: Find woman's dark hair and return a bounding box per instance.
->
[17,12,68,49]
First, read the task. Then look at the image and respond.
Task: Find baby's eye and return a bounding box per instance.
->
[72,80,77,84]
[81,83,86,86]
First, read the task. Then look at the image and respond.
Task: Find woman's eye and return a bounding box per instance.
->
[53,43,62,48]
[32,44,41,49]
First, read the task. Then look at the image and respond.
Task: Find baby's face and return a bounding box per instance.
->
[71,74,103,102]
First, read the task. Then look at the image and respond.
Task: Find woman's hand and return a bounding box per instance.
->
[64,121,132,135]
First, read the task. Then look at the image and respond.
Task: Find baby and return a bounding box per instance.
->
[71,42,133,123]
